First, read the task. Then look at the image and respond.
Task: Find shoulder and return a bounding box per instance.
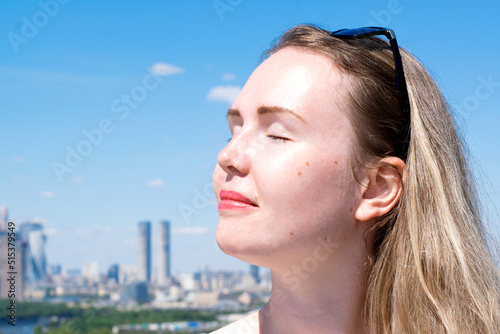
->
[211,311,260,334]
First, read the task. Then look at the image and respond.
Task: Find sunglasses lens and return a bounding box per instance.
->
[331,27,383,37]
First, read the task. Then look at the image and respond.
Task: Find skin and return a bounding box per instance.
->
[212,47,405,334]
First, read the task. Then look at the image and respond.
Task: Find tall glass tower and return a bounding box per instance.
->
[20,222,47,284]
[157,220,171,285]
[138,221,151,282]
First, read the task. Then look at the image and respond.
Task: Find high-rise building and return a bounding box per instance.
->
[83,261,99,284]
[250,264,260,284]
[0,206,8,231]
[157,220,171,285]
[126,281,149,304]
[20,222,47,284]
[107,264,119,283]
[138,221,151,282]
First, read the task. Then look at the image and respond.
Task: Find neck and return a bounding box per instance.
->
[259,235,370,334]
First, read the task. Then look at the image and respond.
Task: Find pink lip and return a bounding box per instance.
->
[218,190,258,211]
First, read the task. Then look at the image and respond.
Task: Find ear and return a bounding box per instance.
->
[354,157,406,221]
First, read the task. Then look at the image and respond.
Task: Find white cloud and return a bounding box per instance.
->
[173,226,209,235]
[75,228,90,236]
[70,176,85,184]
[151,62,184,76]
[40,191,54,198]
[93,225,113,233]
[222,73,236,81]
[12,175,27,182]
[147,178,165,187]
[13,156,23,162]
[207,85,241,104]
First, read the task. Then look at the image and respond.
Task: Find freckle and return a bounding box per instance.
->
[335,161,338,165]
[290,232,294,236]
[298,171,302,176]
[349,208,353,212]
[305,161,310,166]
[254,195,258,201]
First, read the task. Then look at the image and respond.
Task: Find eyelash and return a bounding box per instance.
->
[267,135,289,142]
[226,135,290,143]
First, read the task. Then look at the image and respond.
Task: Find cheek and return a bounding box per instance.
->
[257,151,353,222]
[298,164,350,211]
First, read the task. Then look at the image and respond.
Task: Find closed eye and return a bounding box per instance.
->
[267,135,290,142]
[226,135,290,143]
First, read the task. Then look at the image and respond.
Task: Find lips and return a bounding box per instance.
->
[218,190,258,210]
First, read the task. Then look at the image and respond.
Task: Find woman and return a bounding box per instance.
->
[211,24,500,333]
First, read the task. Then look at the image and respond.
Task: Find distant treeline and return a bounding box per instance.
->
[0,300,221,334]
[0,299,82,319]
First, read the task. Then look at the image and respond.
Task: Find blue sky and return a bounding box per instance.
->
[1,0,499,275]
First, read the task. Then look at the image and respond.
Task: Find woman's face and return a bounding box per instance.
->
[212,48,364,269]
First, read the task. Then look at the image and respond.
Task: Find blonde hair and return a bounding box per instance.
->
[264,24,500,333]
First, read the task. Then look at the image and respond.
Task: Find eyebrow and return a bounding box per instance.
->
[226,105,307,124]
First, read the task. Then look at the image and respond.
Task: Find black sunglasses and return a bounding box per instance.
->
[331,27,411,157]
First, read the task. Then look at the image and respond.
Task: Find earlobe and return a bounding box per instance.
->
[354,157,405,222]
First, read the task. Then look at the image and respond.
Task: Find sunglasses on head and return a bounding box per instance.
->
[330,27,410,158]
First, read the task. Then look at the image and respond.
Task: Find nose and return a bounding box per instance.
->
[217,132,251,177]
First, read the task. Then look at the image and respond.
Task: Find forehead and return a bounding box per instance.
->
[233,47,348,125]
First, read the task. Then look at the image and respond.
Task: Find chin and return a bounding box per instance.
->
[216,225,248,257]
[215,223,286,269]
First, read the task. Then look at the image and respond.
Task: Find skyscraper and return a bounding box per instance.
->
[157,220,171,285]
[83,261,99,284]
[138,221,151,282]
[107,264,119,283]
[250,264,260,284]
[20,222,47,284]
[0,206,8,232]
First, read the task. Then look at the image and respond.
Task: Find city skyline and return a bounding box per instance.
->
[0,216,254,284]
[1,214,230,275]
[1,1,499,274]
